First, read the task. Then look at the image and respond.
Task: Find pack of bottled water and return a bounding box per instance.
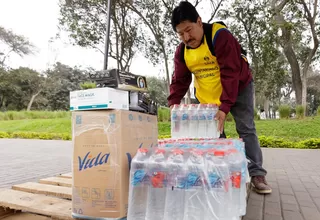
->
[171,104,220,139]
[127,138,248,220]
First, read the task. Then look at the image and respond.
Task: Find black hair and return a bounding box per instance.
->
[171,1,200,32]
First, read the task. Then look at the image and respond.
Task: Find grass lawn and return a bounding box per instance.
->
[0,116,319,141]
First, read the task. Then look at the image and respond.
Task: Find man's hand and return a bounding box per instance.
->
[214,110,226,134]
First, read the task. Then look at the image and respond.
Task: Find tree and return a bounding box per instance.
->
[58,0,141,71]
[0,26,36,67]
[11,68,45,111]
[0,67,44,110]
[121,0,224,94]
[43,62,90,110]
[219,0,289,116]
[146,76,168,106]
[271,0,319,115]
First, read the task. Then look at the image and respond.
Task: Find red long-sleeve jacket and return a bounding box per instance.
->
[167,29,253,114]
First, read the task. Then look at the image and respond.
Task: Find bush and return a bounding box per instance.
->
[0,131,71,140]
[317,106,320,116]
[0,130,319,149]
[158,134,320,149]
[158,107,170,122]
[80,81,96,89]
[279,105,291,119]
[226,113,234,122]
[0,111,70,121]
[296,105,305,119]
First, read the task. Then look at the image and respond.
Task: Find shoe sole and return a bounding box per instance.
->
[251,183,272,194]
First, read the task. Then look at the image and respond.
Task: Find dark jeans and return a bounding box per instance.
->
[195,81,267,177]
[229,81,267,177]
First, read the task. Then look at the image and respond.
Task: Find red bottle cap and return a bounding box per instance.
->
[214,150,225,156]
[138,148,148,153]
[172,149,184,155]
[155,149,166,154]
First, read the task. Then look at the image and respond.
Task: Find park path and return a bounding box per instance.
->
[245,148,320,220]
[1,139,320,220]
[0,139,72,188]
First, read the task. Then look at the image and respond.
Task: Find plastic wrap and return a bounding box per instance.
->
[127,139,248,220]
[71,110,158,220]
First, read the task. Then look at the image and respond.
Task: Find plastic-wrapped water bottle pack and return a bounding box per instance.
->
[171,104,220,139]
[127,138,248,220]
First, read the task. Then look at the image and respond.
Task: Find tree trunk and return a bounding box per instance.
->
[302,74,307,115]
[283,45,302,105]
[264,99,269,119]
[27,90,41,111]
[163,50,170,95]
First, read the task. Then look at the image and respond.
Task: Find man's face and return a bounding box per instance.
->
[176,17,203,48]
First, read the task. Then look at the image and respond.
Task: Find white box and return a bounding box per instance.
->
[70,87,129,111]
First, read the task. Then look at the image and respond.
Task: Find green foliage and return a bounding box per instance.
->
[0,63,91,111]
[317,106,320,116]
[0,67,45,110]
[44,62,90,111]
[80,81,96,90]
[158,107,170,122]
[279,105,291,119]
[296,105,305,118]
[218,0,289,105]
[157,134,320,149]
[0,131,71,140]
[226,113,234,122]
[147,77,168,106]
[0,111,70,120]
[58,0,141,70]
[0,130,319,149]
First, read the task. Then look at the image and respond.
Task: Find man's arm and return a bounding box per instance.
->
[214,30,242,114]
[167,43,192,107]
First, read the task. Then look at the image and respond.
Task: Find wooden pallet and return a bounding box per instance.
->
[0,173,251,220]
[0,173,73,220]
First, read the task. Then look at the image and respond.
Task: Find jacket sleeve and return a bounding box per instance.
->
[214,30,242,114]
[167,43,192,107]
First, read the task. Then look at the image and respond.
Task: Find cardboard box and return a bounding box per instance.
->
[92,69,148,92]
[70,87,129,111]
[71,110,158,219]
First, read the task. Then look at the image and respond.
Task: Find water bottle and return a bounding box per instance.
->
[184,149,206,220]
[127,148,150,220]
[229,139,248,216]
[205,150,232,220]
[226,149,244,217]
[164,149,187,220]
[180,104,189,138]
[206,104,219,138]
[197,104,207,138]
[146,149,168,220]
[171,104,180,138]
[188,104,198,138]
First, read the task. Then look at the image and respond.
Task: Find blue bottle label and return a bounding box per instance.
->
[199,114,206,120]
[182,113,189,120]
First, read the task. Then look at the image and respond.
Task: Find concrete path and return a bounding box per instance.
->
[0,139,72,188]
[245,148,320,220]
[1,139,320,219]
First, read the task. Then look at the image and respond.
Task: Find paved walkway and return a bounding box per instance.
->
[0,139,72,188]
[1,139,320,219]
[245,148,320,220]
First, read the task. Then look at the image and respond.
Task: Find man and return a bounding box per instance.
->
[168,1,272,194]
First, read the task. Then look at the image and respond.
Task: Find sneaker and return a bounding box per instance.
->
[251,176,272,194]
